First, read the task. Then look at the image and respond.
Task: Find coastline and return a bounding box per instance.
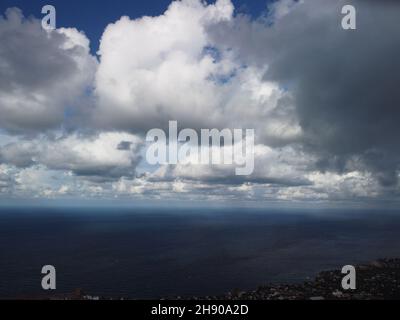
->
[11,258,400,300]
[185,258,400,300]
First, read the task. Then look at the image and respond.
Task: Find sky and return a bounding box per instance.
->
[0,0,399,208]
[0,0,271,54]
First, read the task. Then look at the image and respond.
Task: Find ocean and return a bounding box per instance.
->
[0,207,400,299]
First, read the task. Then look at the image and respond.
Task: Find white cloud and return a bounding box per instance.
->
[93,0,300,147]
[0,132,143,180]
[0,0,398,206]
[94,0,233,130]
[0,8,97,133]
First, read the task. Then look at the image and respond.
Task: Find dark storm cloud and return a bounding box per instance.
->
[209,0,400,186]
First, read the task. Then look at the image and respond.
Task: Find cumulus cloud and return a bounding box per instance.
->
[93,0,300,146]
[0,0,399,205]
[209,0,400,187]
[0,132,143,180]
[148,143,313,187]
[0,8,97,134]
[0,164,13,194]
[94,0,233,132]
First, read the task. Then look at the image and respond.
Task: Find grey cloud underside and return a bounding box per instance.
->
[209,0,400,186]
[0,172,11,189]
[0,0,400,203]
[1,13,75,91]
[148,168,312,187]
[0,135,143,180]
[0,8,96,134]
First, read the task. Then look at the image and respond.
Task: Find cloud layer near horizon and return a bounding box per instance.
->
[0,0,399,206]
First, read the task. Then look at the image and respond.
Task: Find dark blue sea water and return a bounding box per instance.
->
[1,207,400,299]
